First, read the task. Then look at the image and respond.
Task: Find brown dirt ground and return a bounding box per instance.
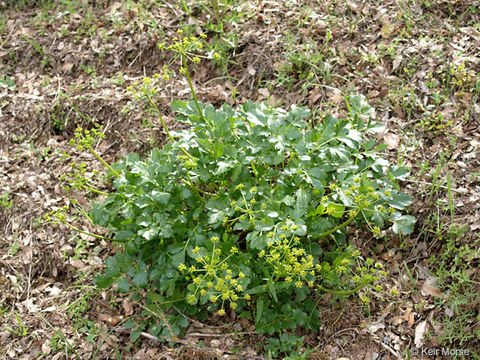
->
[1,0,479,359]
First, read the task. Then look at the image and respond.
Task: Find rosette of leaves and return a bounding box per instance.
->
[90,95,415,341]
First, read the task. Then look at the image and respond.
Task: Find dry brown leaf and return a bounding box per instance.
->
[421,278,443,297]
[408,312,415,328]
[258,88,270,97]
[123,299,134,316]
[392,54,403,72]
[383,133,400,149]
[414,320,427,347]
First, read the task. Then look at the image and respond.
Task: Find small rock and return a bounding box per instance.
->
[210,339,221,348]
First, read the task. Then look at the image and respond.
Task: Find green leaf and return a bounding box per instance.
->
[132,270,148,288]
[255,218,275,231]
[215,161,235,175]
[208,210,225,227]
[170,250,185,268]
[293,189,309,218]
[256,299,264,323]
[392,214,416,234]
[387,193,412,210]
[389,166,410,180]
[150,191,171,205]
[117,277,130,293]
[93,272,117,288]
[267,280,278,302]
[247,232,266,250]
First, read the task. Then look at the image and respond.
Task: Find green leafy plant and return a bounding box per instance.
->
[429,225,480,355]
[47,32,416,354]
[56,94,414,344]
[0,191,13,211]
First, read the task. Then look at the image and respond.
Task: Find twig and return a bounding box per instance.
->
[373,337,401,360]
[405,179,467,194]
[327,327,359,339]
[185,331,256,337]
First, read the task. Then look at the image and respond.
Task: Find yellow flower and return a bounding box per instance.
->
[178,263,187,271]
[267,232,274,238]
[250,186,257,193]
[244,294,251,301]
[236,285,243,292]
[200,289,207,295]
[193,56,201,64]
[295,281,303,288]
[193,246,200,254]
[238,272,245,278]
[258,250,265,258]
[230,302,237,309]
[210,295,217,302]
[218,308,226,316]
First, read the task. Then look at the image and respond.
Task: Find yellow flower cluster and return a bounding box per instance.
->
[178,238,249,315]
[260,224,318,288]
[166,34,205,57]
[126,65,171,99]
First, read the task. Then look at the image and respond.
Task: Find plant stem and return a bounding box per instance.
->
[182,54,204,121]
[143,89,192,158]
[144,92,174,142]
[87,145,121,177]
[317,281,368,296]
[83,184,109,196]
[314,212,359,240]
[58,219,110,240]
